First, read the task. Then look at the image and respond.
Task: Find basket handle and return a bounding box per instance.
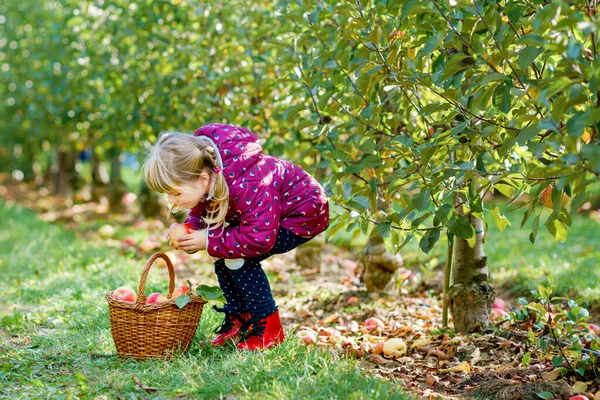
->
[135,252,176,306]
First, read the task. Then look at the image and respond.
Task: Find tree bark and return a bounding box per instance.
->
[138,181,163,218]
[90,147,109,202]
[54,148,76,196]
[359,234,403,292]
[447,194,495,333]
[107,148,127,212]
[295,233,324,272]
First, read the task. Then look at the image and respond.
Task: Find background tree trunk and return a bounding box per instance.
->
[107,148,127,213]
[90,147,109,202]
[54,148,76,196]
[359,235,403,292]
[447,194,495,333]
[295,234,324,272]
[138,181,163,218]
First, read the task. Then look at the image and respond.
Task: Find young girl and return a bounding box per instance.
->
[143,123,329,351]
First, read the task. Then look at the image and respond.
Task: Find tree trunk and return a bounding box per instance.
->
[54,149,75,196]
[107,149,127,212]
[447,195,495,333]
[294,234,324,272]
[359,235,403,292]
[90,147,109,202]
[138,181,163,218]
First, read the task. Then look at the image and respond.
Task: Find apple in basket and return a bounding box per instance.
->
[146,292,168,304]
[168,223,194,247]
[112,286,137,302]
[172,285,190,299]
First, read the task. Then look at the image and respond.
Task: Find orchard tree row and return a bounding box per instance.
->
[1,0,599,332]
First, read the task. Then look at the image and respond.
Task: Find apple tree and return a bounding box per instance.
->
[275,0,600,332]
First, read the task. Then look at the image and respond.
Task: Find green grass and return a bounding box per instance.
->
[0,201,407,399]
[485,203,600,306]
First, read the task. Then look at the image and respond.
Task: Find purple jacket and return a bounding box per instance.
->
[185,123,329,259]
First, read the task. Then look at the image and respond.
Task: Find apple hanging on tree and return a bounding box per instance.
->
[540,186,569,209]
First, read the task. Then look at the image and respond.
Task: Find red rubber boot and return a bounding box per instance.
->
[211,307,250,347]
[236,309,285,351]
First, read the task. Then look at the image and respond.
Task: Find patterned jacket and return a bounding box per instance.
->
[186,123,329,259]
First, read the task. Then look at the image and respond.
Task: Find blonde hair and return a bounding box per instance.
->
[143,132,229,231]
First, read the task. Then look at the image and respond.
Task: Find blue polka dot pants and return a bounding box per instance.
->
[214,228,312,318]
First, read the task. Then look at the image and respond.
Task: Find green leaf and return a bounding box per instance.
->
[517,126,539,145]
[447,214,475,241]
[494,183,515,198]
[529,215,540,244]
[196,285,225,301]
[419,228,441,254]
[377,221,391,238]
[517,47,543,71]
[522,351,531,367]
[490,206,511,232]
[434,204,453,225]
[546,218,567,241]
[551,355,563,367]
[175,295,191,309]
[536,392,555,400]
[566,111,590,136]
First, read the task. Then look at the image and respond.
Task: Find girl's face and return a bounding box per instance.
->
[167,172,211,209]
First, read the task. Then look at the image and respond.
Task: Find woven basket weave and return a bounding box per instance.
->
[105,252,206,359]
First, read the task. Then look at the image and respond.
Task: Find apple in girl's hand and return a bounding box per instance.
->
[146,292,167,304]
[113,286,137,302]
[168,223,194,247]
[172,285,190,299]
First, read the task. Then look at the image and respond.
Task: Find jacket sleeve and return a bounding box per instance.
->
[206,181,281,259]
[185,203,208,230]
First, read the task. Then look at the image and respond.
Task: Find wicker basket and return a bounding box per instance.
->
[105,252,206,359]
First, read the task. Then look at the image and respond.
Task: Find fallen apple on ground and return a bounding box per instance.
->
[168,223,194,247]
[112,286,137,302]
[146,292,168,304]
[296,329,317,344]
[364,317,385,331]
[383,338,407,358]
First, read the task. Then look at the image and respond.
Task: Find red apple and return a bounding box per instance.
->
[172,285,190,299]
[540,186,569,209]
[346,296,359,305]
[493,298,509,312]
[372,342,385,355]
[588,323,600,336]
[568,396,589,400]
[112,286,137,302]
[297,329,317,344]
[492,307,508,316]
[146,292,167,304]
[168,223,194,247]
[139,238,160,252]
[364,317,385,331]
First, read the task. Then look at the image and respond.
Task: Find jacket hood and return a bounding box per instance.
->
[194,124,262,175]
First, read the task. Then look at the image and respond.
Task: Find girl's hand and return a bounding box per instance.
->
[174,230,207,252]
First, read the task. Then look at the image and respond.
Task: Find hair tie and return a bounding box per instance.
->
[213,167,222,173]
